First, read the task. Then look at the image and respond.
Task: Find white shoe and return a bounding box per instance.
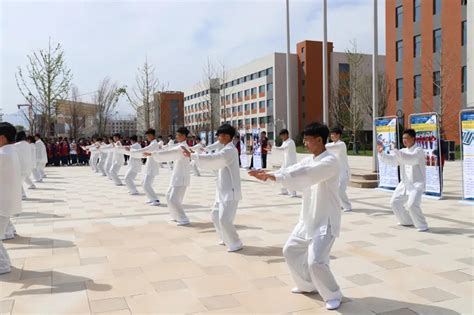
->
[149,200,161,206]
[417,226,429,232]
[176,220,190,226]
[129,191,139,195]
[325,299,341,310]
[218,241,225,246]
[115,183,123,186]
[145,200,153,204]
[35,179,43,183]
[227,242,243,252]
[28,184,36,189]
[289,193,298,198]
[291,287,316,294]
[398,223,414,227]
[342,208,352,212]
[278,192,289,196]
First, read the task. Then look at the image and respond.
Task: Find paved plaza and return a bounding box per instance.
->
[0,155,472,314]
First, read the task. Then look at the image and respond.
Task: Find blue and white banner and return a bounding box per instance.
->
[460,110,474,201]
[252,128,262,170]
[375,116,399,190]
[410,113,442,198]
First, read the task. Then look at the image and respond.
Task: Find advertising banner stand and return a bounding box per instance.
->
[239,129,250,168]
[252,128,262,169]
[409,113,443,200]
[374,116,400,192]
[460,109,474,204]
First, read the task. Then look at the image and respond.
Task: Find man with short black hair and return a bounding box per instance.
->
[326,127,352,212]
[249,122,343,310]
[120,135,142,195]
[128,128,162,206]
[183,124,243,252]
[146,127,192,225]
[0,122,22,273]
[378,128,429,231]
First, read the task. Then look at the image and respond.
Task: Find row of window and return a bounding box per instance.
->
[395,21,466,62]
[395,66,467,100]
[220,83,273,103]
[396,0,446,28]
[185,99,274,116]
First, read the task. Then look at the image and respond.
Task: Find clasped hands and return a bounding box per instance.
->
[248,169,276,182]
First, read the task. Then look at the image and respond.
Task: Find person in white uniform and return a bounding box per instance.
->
[271,129,298,197]
[0,122,22,273]
[127,128,162,206]
[325,127,352,212]
[120,135,142,195]
[33,134,48,181]
[249,122,343,311]
[183,124,243,252]
[108,133,124,186]
[101,139,115,180]
[378,128,429,232]
[96,138,108,176]
[25,135,37,189]
[14,131,35,198]
[146,127,192,225]
[190,137,206,177]
[83,137,100,173]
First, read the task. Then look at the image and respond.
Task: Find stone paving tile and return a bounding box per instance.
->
[1,158,471,314]
[89,297,129,313]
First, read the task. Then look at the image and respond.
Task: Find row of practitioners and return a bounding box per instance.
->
[0,120,429,311]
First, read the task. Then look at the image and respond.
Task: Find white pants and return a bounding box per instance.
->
[33,163,45,181]
[391,187,428,228]
[166,186,188,222]
[90,155,99,172]
[0,216,12,274]
[98,158,107,176]
[24,173,35,188]
[2,218,16,240]
[283,227,342,302]
[142,174,158,201]
[339,174,352,211]
[105,161,113,179]
[109,164,122,186]
[211,200,241,249]
[190,161,201,176]
[124,169,138,194]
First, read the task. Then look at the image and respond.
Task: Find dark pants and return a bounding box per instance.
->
[70,154,78,165]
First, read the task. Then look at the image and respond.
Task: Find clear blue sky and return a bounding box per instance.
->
[1,0,385,116]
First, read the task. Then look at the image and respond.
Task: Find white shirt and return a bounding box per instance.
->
[205,141,225,152]
[112,141,125,166]
[152,141,191,187]
[274,138,297,168]
[0,144,22,216]
[191,142,242,201]
[14,140,34,177]
[274,151,341,238]
[130,139,161,176]
[379,145,426,192]
[29,143,37,167]
[35,139,48,164]
[119,142,143,173]
[325,140,350,178]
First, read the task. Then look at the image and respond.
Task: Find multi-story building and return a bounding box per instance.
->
[155,91,184,137]
[184,53,298,141]
[55,100,98,137]
[386,0,469,142]
[106,114,137,137]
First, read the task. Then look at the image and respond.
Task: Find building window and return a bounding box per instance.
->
[462,21,467,46]
[396,40,403,62]
[414,35,421,58]
[259,70,266,77]
[267,99,273,108]
[251,87,257,95]
[414,75,421,99]
[266,67,273,76]
[301,47,305,54]
[258,85,265,93]
[267,83,273,92]
[251,102,257,110]
[396,5,403,28]
[461,0,467,6]
[244,104,250,111]
[244,89,250,97]
[302,79,305,86]
[301,61,305,68]
[396,78,403,101]
[433,29,442,53]
[462,66,467,93]
[259,101,265,109]
[433,0,441,15]
[433,71,441,96]
[413,0,421,22]
[339,63,350,73]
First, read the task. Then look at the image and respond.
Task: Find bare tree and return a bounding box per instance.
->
[16,39,73,137]
[198,58,221,142]
[123,58,163,132]
[360,72,392,119]
[17,93,39,134]
[94,78,122,136]
[67,86,86,139]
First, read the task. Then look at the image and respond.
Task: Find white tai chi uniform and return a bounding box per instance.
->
[164,139,175,170]
[121,142,142,194]
[274,151,342,302]
[97,142,108,176]
[130,139,161,203]
[379,145,428,229]
[24,142,37,189]
[326,140,352,211]
[33,139,48,180]
[14,140,34,198]
[109,141,124,186]
[273,138,298,196]
[0,144,22,269]
[191,142,243,251]
[85,142,100,173]
[151,141,191,224]
[204,141,225,177]
[102,144,115,180]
